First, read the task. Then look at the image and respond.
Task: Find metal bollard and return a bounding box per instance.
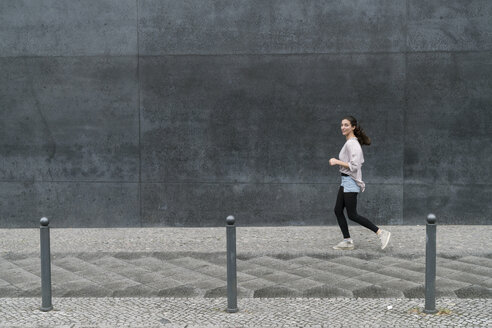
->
[40,217,53,312]
[226,215,238,313]
[424,213,438,314]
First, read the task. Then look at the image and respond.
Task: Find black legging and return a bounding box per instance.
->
[334,186,379,239]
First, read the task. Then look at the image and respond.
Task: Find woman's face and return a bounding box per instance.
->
[341,119,355,136]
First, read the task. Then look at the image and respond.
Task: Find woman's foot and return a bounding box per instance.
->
[378,229,391,249]
[333,240,354,250]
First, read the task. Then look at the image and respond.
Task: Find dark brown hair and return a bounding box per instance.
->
[343,116,371,146]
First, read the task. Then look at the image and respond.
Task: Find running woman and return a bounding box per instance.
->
[329,116,391,250]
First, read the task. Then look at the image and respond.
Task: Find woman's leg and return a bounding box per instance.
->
[343,192,379,233]
[334,186,351,238]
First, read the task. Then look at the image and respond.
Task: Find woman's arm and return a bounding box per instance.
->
[329,158,349,169]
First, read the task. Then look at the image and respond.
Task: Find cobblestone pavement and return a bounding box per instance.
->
[0,226,491,326]
[1,226,491,299]
[1,225,489,257]
[0,297,490,327]
[1,251,491,298]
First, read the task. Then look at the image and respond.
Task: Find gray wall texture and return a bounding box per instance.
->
[1,0,491,227]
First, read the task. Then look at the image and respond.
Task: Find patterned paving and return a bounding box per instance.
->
[1,252,491,298]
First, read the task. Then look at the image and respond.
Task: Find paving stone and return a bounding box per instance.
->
[193,264,228,279]
[15,280,40,295]
[238,278,275,291]
[236,272,258,283]
[0,285,20,297]
[307,271,348,285]
[111,284,156,297]
[0,258,18,271]
[287,256,323,267]
[241,266,276,277]
[481,278,492,288]
[2,253,30,261]
[441,270,491,286]
[435,277,473,290]
[100,278,141,292]
[192,278,226,290]
[307,253,340,261]
[157,285,200,297]
[58,280,111,297]
[437,266,467,277]
[328,256,381,271]
[389,257,426,273]
[1,297,491,327]
[108,267,153,282]
[311,261,368,278]
[301,285,352,298]
[1,268,39,286]
[16,279,41,290]
[372,256,405,267]
[150,252,183,261]
[121,271,163,285]
[194,253,228,266]
[436,256,457,265]
[82,255,120,270]
[332,278,372,291]
[10,263,40,278]
[112,252,153,260]
[143,277,183,291]
[236,259,265,271]
[455,285,492,298]
[356,272,398,285]
[51,284,69,297]
[285,278,323,291]
[156,267,186,278]
[378,279,421,292]
[75,267,132,285]
[88,256,130,269]
[261,271,303,284]
[126,256,173,271]
[17,286,41,297]
[115,267,165,284]
[253,285,298,298]
[54,256,98,273]
[353,285,404,298]
[75,252,106,261]
[203,286,250,298]
[376,266,424,283]
[285,267,321,278]
[0,278,12,288]
[51,266,89,284]
[404,285,456,298]
[271,254,299,260]
[458,256,492,269]
[170,268,211,284]
[439,260,492,277]
[10,257,40,271]
[246,256,303,271]
[52,255,92,272]
[167,257,212,270]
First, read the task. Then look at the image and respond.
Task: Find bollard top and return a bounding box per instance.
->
[40,217,49,226]
[427,213,436,224]
[226,215,235,225]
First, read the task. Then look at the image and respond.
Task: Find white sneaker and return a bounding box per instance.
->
[332,240,354,250]
[378,229,391,249]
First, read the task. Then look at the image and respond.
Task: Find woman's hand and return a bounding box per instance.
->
[329,158,339,166]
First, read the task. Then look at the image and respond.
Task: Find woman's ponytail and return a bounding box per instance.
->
[354,125,371,146]
[343,115,371,146]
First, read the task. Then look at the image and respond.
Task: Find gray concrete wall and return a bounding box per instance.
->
[1,0,491,227]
